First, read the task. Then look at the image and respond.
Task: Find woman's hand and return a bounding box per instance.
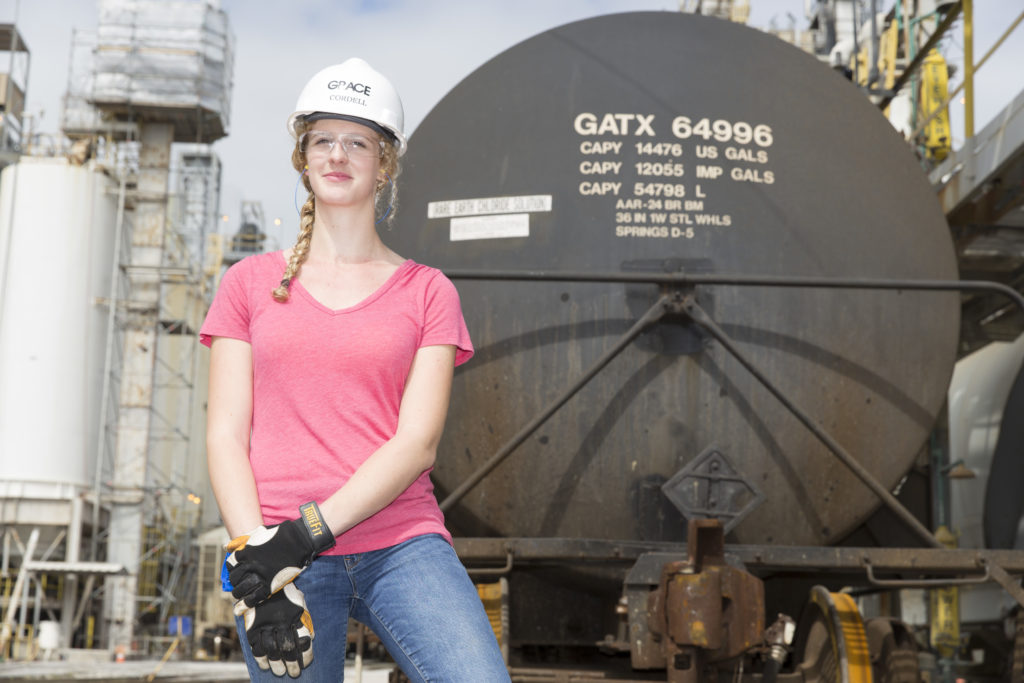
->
[226,502,336,614]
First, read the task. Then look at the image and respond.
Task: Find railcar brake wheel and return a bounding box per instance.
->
[794,586,873,683]
[865,617,921,683]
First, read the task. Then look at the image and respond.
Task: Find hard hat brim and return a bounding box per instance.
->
[302,112,396,145]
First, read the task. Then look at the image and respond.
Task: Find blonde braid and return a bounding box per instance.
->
[271,193,316,302]
[374,142,401,226]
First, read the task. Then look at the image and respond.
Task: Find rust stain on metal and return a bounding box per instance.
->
[647,520,766,665]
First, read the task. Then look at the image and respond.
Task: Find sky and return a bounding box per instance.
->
[0,0,1021,249]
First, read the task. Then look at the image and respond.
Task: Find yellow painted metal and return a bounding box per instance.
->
[920,49,952,162]
[851,46,869,87]
[963,0,974,139]
[878,18,902,118]
[930,526,961,658]
[806,587,874,683]
[909,9,1023,143]
[477,580,505,649]
[831,592,873,683]
[882,20,900,90]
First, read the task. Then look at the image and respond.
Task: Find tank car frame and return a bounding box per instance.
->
[384,10,1024,681]
[442,270,1024,683]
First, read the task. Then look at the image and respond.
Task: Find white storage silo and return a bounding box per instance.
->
[0,157,118,490]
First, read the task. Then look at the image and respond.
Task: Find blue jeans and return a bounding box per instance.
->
[235,534,510,682]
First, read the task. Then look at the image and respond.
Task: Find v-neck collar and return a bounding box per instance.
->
[278,252,413,315]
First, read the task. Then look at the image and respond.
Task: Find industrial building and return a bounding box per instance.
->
[0,0,234,661]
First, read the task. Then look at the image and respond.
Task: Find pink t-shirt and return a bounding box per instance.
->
[199,251,473,554]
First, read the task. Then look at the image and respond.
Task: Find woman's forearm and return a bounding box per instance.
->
[318,344,454,537]
[208,435,264,537]
[207,337,261,538]
[319,434,436,536]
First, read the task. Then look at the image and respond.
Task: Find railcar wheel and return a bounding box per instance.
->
[865,618,920,683]
[794,586,873,683]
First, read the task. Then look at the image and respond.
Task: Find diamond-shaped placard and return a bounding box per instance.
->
[660,445,765,535]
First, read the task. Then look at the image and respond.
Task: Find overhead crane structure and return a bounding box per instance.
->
[800,1,1024,351]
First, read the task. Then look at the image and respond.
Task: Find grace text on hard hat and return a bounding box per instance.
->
[327,80,372,95]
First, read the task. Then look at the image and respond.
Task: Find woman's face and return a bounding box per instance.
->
[301,118,384,209]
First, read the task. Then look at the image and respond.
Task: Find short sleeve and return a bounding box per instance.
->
[199,259,253,347]
[420,272,474,366]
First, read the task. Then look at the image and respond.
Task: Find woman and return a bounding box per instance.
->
[201,58,510,682]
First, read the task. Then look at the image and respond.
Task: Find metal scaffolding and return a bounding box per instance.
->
[0,0,232,658]
[0,22,29,166]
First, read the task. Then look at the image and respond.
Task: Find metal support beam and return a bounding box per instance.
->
[452,536,1024,575]
[0,528,38,655]
[988,561,1024,609]
[877,1,962,111]
[60,497,81,647]
[911,11,1024,144]
[445,270,1024,316]
[682,297,942,549]
[439,295,670,511]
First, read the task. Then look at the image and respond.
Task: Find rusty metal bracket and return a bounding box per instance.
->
[646,520,765,681]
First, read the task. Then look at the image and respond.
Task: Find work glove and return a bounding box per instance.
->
[226,502,335,615]
[243,582,315,678]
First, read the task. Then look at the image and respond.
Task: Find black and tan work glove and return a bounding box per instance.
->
[225,502,335,615]
[243,582,315,678]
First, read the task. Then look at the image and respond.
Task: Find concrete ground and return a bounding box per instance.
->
[0,659,394,682]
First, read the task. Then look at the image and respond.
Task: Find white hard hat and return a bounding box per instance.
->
[287,58,407,156]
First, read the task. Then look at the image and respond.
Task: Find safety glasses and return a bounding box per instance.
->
[301,131,383,160]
